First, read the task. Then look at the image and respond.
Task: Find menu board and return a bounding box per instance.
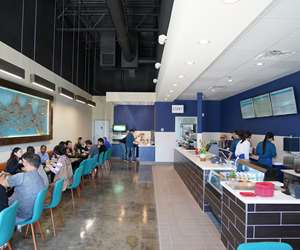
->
[253,94,273,117]
[270,87,298,116]
[240,98,255,119]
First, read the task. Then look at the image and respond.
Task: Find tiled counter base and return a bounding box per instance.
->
[221,184,300,250]
[174,149,208,210]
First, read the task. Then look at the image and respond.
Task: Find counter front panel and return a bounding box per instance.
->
[174,150,208,210]
[221,186,300,250]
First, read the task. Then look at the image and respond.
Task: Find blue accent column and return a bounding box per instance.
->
[197,93,203,133]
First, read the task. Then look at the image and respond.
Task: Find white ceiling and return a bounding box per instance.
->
[176,0,300,100]
[155,0,275,101]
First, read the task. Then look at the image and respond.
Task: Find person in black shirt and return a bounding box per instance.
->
[5,147,23,175]
[0,179,8,212]
[74,137,85,155]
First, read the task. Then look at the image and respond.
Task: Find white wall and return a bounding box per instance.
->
[155,132,177,162]
[91,96,114,142]
[0,42,93,162]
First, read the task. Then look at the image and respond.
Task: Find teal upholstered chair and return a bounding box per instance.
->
[44,178,64,236]
[237,242,293,250]
[16,187,48,250]
[82,157,97,186]
[67,165,83,209]
[0,201,19,250]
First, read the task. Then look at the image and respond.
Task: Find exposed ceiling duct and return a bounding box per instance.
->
[106,0,135,62]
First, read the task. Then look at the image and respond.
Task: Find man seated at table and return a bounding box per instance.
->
[74,137,85,155]
[0,153,46,223]
[66,140,75,158]
[0,177,8,212]
[37,145,49,165]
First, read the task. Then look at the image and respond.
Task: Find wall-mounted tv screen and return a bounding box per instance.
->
[112,124,127,132]
[270,87,298,116]
[253,93,273,117]
[240,98,255,119]
[283,137,300,152]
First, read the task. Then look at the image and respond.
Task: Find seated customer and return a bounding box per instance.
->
[48,144,73,191]
[66,140,75,157]
[103,137,112,149]
[38,145,49,164]
[26,146,35,154]
[88,140,99,158]
[74,137,85,155]
[5,147,23,175]
[0,153,45,222]
[0,176,8,212]
[36,154,49,187]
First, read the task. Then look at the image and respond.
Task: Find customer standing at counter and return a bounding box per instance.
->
[235,131,252,171]
[256,132,277,167]
[126,129,136,162]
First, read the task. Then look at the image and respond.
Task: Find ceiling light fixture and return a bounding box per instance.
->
[173,83,177,87]
[87,100,96,107]
[178,74,184,79]
[223,0,240,4]
[167,94,170,97]
[169,90,174,93]
[198,40,211,45]
[75,95,87,104]
[158,34,167,45]
[0,58,25,80]
[153,78,158,84]
[187,61,195,65]
[30,74,56,92]
[154,62,161,69]
[58,87,74,100]
[228,77,233,83]
[256,62,264,66]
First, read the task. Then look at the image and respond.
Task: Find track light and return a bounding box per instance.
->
[155,62,161,69]
[158,34,167,45]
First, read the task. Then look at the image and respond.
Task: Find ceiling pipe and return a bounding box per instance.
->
[106,0,134,62]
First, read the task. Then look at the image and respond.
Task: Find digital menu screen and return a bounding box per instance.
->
[270,87,297,116]
[240,98,255,119]
[253,94,273,117]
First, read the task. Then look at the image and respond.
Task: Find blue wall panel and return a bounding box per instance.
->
[114,105,154,131]
[154,100,197,132]
[203,100,221,132]
[197,93,203,133]
[220,71,300,136]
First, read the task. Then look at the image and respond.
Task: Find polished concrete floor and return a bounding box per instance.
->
[12,162,159,250]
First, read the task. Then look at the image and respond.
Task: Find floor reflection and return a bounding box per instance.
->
[12,161,159,250]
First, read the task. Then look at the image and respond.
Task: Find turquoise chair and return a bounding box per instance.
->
[237,242,293,250]
[81,157,98,186]
[44,178,64,236]
[0,201,19,250]
[67,165,84,209]
[16,187,48,250]
[96,152,105,176]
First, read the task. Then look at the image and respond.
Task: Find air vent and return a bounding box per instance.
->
[256,50,295,60]
[100,32,116,67]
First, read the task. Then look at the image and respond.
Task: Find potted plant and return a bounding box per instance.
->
[198,139,207,161]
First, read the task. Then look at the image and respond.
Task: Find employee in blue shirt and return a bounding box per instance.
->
[229,130,240,160]
[256,132,277,167]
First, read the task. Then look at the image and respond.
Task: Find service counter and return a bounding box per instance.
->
[174,147,300,250]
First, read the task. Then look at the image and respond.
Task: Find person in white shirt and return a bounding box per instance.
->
[235,131,252,171]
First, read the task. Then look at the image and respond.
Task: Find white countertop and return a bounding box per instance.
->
[282,169,300,178]
[175,147,234,171]
[222,182,300,204]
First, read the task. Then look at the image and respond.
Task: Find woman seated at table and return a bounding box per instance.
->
[256,132,277,168]
[5,147,23,175]
[47,144,73,191]
[66,140,75,158]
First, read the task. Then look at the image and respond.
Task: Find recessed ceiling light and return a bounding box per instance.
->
[178,74,184,79]
[223,0,240,4]
[167,94,170,97]
[228,77,233,83]
[169,90,174,93]
[256,62,264,66]
[173,83,177,87]
[153,78,158,84]
[186,61,195,65]
[197,40,211,45]
[164,98,168,101]
[154,62,161,69]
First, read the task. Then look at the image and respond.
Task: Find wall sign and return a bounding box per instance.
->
[172,105,184,114]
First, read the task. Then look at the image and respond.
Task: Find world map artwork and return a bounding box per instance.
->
[0,86,49,138]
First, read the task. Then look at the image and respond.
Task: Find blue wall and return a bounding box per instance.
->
[114,105,154,131]
[221,71,300,136]
[154,100,197,132]
[203,100,221,132]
